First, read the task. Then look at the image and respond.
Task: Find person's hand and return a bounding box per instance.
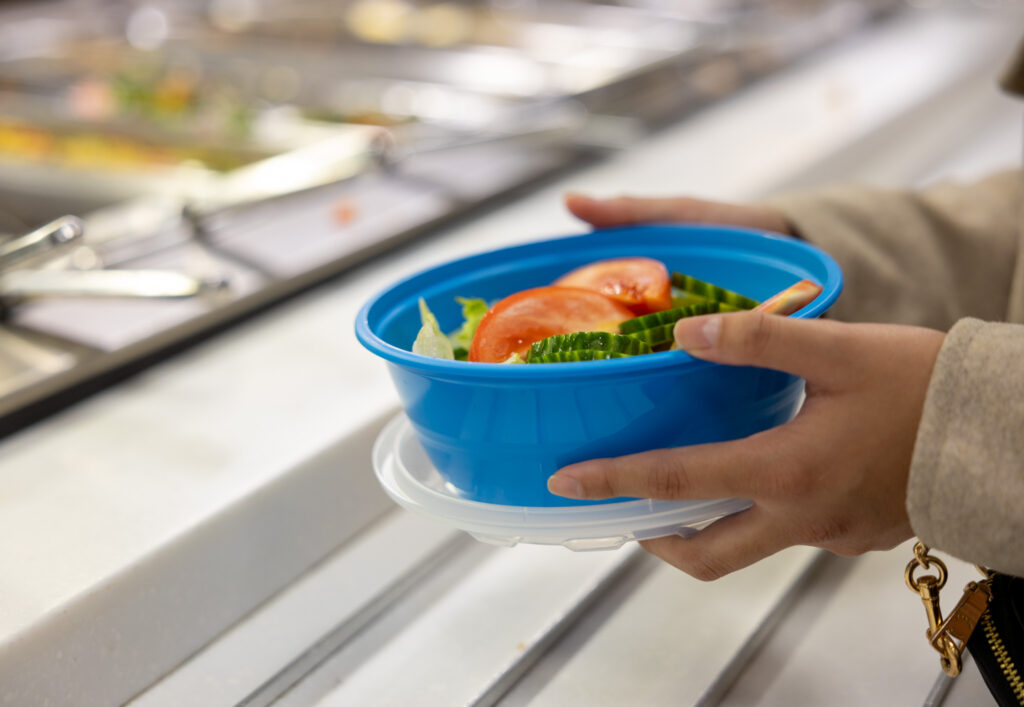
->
[565,192,793,235]
[547,311,945,580]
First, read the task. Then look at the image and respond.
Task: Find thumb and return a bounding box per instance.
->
[673,311,847,386]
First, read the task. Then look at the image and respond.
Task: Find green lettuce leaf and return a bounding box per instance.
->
[412,298,455,360]
[447,297,489,355]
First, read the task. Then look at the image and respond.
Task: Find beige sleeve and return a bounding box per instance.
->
[764,170,1023,328]
[907,318,1024,576]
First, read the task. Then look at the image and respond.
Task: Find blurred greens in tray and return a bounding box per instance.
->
[0,60,265,173]
[0,117,263,173]
[98,70,255,137]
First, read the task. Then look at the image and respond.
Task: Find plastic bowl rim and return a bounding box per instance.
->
[354,224,842,380]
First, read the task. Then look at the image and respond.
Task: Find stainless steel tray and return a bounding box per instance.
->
[0,110,388,219]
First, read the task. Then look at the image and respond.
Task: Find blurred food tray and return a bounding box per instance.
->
[10,241,265,353]
[202,173,454,279]
[0,146,571,426]
[0,0,899,430]
[0,112,388,222]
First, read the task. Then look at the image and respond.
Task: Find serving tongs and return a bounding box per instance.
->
[0,216,228,315]
[0,216,84,271]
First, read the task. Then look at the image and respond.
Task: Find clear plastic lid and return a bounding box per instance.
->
[372,414,753,551]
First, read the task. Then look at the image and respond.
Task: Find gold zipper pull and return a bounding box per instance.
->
[931,580,993,648]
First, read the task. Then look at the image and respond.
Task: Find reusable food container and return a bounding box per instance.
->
[372,412,756,549]
[355,225,842,507]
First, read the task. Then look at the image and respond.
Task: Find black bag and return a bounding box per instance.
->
[967,573,1024,706]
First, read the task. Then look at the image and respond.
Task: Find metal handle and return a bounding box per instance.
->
[0,216,85,271]
[0,269,228,300]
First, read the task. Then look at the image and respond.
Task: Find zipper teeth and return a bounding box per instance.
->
[981,610,1024,704]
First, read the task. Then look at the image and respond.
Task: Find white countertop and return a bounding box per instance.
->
[1,10,1021,706]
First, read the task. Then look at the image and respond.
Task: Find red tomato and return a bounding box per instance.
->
[468,286,634,363]
[553,257,672,315]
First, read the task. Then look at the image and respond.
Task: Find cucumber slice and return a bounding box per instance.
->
[624,323,676,348]
[671,291,741,312]
[670,272,759,310]
[526,350,631,364]
[619,302,720,334]
[712,301,742,313]
[527,331,651,360]
[623,302,721,346]
[670,291,707,309]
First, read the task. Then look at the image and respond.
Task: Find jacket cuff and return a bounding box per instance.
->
[907,318,1024,575]
[762,172,1022,328]
[760,188,880,324]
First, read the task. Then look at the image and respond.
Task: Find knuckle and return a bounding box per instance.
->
[592,459,623,497]
[684,197,710,221]
[659,196,700,222]
[683,550,731,582]
[739,312,775,360]
[614,196,643,221]
[639,537,733,581]
[646,452,690,499]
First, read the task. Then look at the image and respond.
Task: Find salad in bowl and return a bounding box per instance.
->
[412,255,820,365]
[356,225,841,507]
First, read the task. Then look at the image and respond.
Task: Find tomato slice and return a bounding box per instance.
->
[553,257,672,315]
[468,286,634,363]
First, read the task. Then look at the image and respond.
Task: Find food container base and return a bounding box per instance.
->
[372,413,753,552]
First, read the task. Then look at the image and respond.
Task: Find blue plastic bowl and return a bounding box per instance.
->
[356,225,842,507]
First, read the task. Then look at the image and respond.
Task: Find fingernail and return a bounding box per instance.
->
[674,315,721,352]
[548,473,583,498]
[564,191,592,203]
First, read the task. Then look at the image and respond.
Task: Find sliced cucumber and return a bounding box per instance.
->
[618,302,719,334]
[624,324,676,348]
[670,291,708,309]
[619,308,682,334]
[672,291,741,312]
[527,331,651,360]
[622,302,720,347]
[671,272,759,310]
[526,350,631,364]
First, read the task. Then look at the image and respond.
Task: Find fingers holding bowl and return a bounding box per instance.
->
[639,507,787,581]
[565,193,715,227]
[564,192,793,235]
[548,433,782,502]
[673,312,853,391]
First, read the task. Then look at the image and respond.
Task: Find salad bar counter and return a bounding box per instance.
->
[0,0,895,430]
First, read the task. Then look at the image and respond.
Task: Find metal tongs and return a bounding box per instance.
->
[0,216,84,271]
[0,216,228,313]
